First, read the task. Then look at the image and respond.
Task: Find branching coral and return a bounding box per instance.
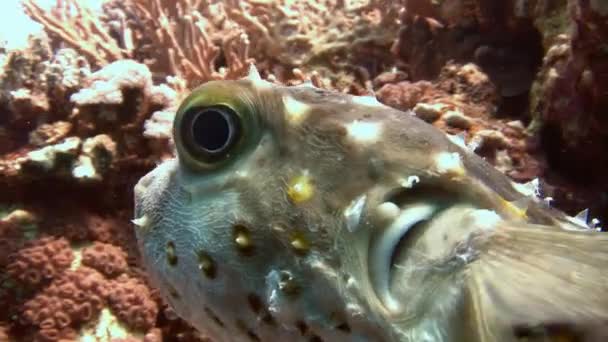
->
[22,0,131,66]
[24,0,401,90]
[130,0,253,85]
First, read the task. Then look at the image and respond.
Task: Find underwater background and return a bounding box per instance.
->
[0,0,607,341]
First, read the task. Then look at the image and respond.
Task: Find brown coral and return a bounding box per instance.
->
[6,236,74,288]
[81,242,128,278]
[20,267,108,340]
[107,275,158,331]
[23,0,129,66]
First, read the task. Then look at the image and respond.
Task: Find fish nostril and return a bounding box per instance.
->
[278,270,300,296]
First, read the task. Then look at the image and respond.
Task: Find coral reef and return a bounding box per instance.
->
[6,236,73,289]
[81,242,129,278]
[1,0,606,340]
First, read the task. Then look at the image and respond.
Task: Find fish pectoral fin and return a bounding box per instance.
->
[465,222,608,341]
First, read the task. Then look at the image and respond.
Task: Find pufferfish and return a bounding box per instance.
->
[133,66,608,342]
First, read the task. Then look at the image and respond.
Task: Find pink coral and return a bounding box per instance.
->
[6,237,74,288]
[81,242,128,278]
[20,267,108,340]
[107,275,158,331]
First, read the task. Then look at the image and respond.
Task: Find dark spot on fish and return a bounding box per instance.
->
[336,322,351,333]
[167,283,180,299]
[309,335,323,342]
[247,331,261,342]
[204,307,224,327]
[247,293,263,314]
[166,241,178,266]
[296,320,309,336]
[367,157,384,180]
[236,319,260,341]
[197,251,217,279]
[261,311,276,326]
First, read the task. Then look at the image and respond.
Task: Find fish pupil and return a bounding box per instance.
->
[191,108,234,152]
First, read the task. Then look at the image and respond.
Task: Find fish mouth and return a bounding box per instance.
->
[369,200,440,314]
[368,185,500,316]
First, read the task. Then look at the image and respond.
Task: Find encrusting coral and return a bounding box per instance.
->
[6,236,74,289]
[0,0,606,340]
[8,236,159,341]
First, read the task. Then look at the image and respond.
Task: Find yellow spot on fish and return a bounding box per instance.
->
[289,231,310,255]
[501,198,528,219]
[345,120,382,144]
[233,224,254,255]
[166,241,178,266]
[283,95,310,125]
[434,151,465,176]
[287,172,314,204]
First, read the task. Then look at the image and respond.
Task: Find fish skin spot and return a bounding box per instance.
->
[233,223,255,255]
[166,241,178,266]
[345,120,382,144]
[434,151,465,176]
[289,231,311,255]
[287,172,315,204]
[283,95,311,125]
[197,251,217,279]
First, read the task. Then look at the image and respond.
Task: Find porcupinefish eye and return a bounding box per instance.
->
[180,105,242,162]
[173,82,260,170]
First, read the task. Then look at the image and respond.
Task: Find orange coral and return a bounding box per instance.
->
[107,275,158,331]
[20,267,108,340]
[6,236,74,288]
[81,242,128,278]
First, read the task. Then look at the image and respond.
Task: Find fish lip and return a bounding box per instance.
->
[368,202,438,314]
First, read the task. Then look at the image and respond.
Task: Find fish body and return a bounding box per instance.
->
[133,67,608,341]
